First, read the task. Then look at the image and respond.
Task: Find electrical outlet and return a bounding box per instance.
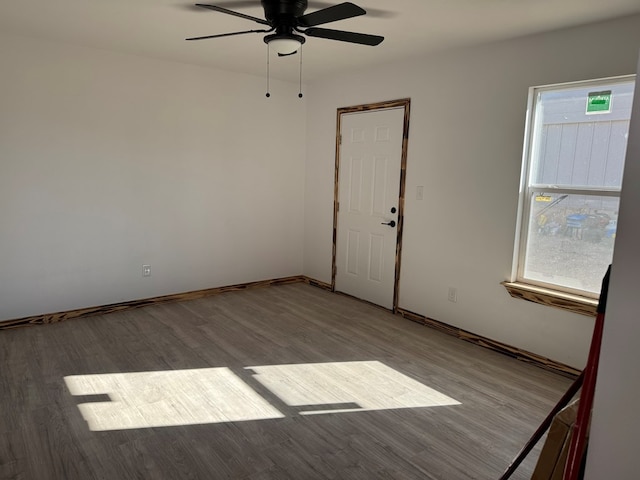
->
[447,287,457,303]
[416,186,424,201]
[142,265,151,277]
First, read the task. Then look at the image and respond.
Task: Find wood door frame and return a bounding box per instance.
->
[332,98,411,313]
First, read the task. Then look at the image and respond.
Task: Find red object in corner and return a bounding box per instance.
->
[563,265,611,480]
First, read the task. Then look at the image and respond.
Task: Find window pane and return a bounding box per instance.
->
[532,82,634,189]
[522,193,618,295]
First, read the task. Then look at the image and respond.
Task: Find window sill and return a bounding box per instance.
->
[501,281,597,317]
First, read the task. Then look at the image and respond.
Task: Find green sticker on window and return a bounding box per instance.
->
[586,90,612,113]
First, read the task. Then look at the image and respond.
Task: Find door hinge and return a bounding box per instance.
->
[338,134,342,145]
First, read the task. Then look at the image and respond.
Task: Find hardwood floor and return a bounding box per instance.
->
[0,283,572,479]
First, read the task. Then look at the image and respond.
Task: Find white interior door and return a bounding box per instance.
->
[335,107,404,309]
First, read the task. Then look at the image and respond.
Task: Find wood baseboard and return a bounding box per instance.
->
[0,276,306,330]
[396,307,580,378]
[301,276,333,291]
[0,275,580,377]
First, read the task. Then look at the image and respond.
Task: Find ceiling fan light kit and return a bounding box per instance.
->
[264,32,305,55]
[186,1,384,96]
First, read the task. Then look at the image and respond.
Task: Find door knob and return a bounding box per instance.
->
[381,220,396,228]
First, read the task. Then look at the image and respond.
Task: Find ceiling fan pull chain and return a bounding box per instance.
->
[266,43,271,98]
[298,45,303,99]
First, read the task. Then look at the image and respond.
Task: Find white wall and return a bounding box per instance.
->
[0,34,306,321]
[584,51,640,480]
[2,15,638,370]
[304,15,640,368]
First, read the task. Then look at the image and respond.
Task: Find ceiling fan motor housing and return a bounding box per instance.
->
[261,0,308,25]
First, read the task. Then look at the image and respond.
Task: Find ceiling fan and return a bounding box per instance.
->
[186,1,384,56]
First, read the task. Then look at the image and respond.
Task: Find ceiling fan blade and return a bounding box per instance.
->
[306,2,395,18]
[202,1,261,6]
[298,2,365,27]
[303,27,384,46]
[186,29,270,41]
[195,4,269,26]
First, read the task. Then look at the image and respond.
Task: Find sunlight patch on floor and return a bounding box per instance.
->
[64,367,284,431]
[249,361,461,415]
[64,361,460,431]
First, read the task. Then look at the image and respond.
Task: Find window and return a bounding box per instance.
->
[513,76,635,299]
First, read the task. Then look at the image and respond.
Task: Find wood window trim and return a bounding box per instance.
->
[502,281,597,317]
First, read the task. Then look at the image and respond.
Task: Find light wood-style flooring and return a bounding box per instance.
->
[0,283,572,479]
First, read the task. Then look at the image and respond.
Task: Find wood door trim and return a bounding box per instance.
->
[332,98,411,313]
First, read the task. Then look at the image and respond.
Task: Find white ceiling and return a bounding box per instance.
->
[2,0,640,83]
